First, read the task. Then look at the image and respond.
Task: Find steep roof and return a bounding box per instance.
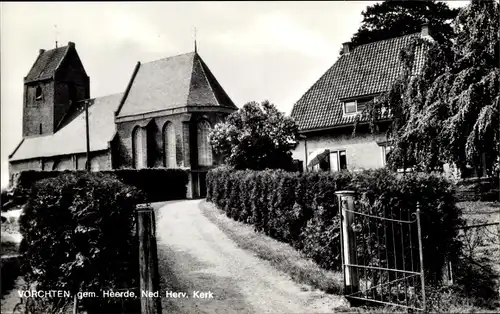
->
[10,93,122,161]
[290,33,426,131]
[116,51,236,118]
[24,43,73,83]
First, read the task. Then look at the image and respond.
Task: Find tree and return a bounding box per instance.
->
[209,101,300,170]
[341,0,459,55]
[361,0,500,178]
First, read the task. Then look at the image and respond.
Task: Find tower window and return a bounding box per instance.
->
[35,86,43,101]
[68,84,76,104]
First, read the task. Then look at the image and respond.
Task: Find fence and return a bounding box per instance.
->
[336,191,427,312]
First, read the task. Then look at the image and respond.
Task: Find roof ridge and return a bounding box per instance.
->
[141,51,196,65]
[352,32,420,51]
[51,45,71,79]
[193,54,219,106]
[76,92,124,103]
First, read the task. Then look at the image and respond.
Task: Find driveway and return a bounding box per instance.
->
[156,199,343,314]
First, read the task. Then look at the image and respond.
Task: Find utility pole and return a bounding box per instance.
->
[85,100,91,171]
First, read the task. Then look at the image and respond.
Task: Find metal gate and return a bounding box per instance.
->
[336,191,426,312]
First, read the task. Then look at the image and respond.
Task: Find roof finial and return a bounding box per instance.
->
[54,24,59,48]
[194,27,197,53]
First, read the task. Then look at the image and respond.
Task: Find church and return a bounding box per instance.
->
[8,41,238,198]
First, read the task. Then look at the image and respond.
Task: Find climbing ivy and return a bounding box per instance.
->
[357,0,500,178]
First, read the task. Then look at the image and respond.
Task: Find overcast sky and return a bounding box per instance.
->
[0,1,467,188]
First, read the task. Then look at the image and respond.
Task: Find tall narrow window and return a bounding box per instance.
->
[339,151,347,170]
[39,123,42,135]
[68,84,77,104]
[329,151,339,172]
[163,122,176,167]
[132,127,145,169]
[197,120,213,166]
[35,86,43,101]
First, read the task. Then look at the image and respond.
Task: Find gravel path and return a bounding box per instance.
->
[156,199,345,314]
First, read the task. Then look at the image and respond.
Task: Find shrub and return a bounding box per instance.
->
[206,167,463,283]
[12,168,189,204]
[18,172,144,313]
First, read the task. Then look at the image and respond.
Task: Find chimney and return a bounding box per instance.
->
[39,49,45,55]
[342,42,351,54]
[68,41,75,48]
[421,23,430,37]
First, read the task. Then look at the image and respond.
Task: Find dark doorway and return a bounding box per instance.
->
[199,172,207,198]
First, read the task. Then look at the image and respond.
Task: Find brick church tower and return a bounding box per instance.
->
[22,42,90,137]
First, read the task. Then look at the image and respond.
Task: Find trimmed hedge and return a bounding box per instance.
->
[207,167,463,283]
[19,172,144,313]
[12,168,189,203]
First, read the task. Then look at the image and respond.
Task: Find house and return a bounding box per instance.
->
[290,25,430,172]
[8,42,237,198]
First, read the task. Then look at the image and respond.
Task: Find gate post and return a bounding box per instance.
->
[335,190,359,295]
[136,204,161,314]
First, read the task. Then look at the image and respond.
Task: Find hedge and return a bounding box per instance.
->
[19,171,144,313]
[12,168,189,204]
[207,167,463,283]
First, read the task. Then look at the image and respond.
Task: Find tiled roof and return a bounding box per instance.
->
[117,51,236,118]
[24,46,69,83]
[291,33,427,131]
[10,93,123,161]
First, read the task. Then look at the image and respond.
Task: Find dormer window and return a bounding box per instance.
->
[35,86,43,101]
[344,101,357,114]
[343,97,374,115]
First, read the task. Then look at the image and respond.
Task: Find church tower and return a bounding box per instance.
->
[23,42,90,137]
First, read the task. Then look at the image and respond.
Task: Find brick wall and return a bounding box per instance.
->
[8,150,112,187]
[114,111,229,170]
[23,82,55,137]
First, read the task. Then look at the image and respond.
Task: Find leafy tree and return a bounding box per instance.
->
[209,100,299,170]
[341,0,459,55]
[361,0,500,178]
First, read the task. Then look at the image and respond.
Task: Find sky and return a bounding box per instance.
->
[0,1,468,188]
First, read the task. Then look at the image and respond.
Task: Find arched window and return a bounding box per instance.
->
[163,122,176,167]
[197,120,212,166]
[132,126,145,169]
[35,86,43,101]
[91,158,100,172]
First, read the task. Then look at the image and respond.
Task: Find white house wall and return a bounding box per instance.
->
[292,130,388,171]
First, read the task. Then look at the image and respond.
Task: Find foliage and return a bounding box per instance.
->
[12,168,189,204]
[208,100,300,171]
[206,167,463,282]
[342,0,458,55]
[452,216,500,308]
[18,172,144,313]
[359,0,500,178]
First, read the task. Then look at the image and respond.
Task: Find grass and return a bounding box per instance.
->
[200,200,345,295]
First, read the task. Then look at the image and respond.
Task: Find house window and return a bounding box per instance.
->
[163,121,176,168]
[381,144,393,166]
[312,150,347,172]
[343,97,374,115]
[35,86,43,101]
[344,101,357,114]
[197,120,213,166]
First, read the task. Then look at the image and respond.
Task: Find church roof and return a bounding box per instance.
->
[116,51,236,118]
[290,33,426,131]
[9,93,122,161]
[24,43,74,83]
